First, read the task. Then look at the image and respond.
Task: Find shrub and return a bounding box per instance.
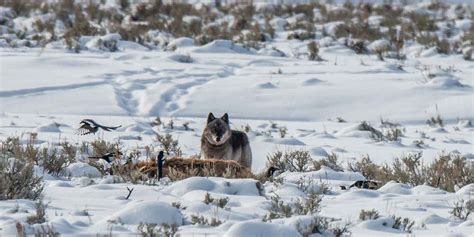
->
[359,209,380,221]
[155,133,182,157]
[450,199,474,221]
[150,116,162,127]
[425,152,473,192]
[388,152,425,186]
[267,149,312,172]
[0,158,44,200]
[295,176,330,194]
[349,151,472,192]
[171,202,186,211]
[190,214,222,226]
[426,114,444,127]
[359,121,384,141]
[278,127,288,138]
[39,146,75,176]
[203,192,229,208]
[295,216,330,237]
[384,127,403,142]
[347,40,368,54]
[312,153,343,172]
[390,215,415,233]
[33,224,60,237]
[348,154,380,180]
[330,221,351,237]
[27,199,47,224]
[90,139,121,157]
[263,191,322,221]
[137,223,178,237]
[307,41,322,61]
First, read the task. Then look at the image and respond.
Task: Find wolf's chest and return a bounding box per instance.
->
[202,141,233,159]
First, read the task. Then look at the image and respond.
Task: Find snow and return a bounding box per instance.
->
[190,40,254,54]
[168,37,195,49]
[65,163,101,178]
[1,2,474,236]
[35,122,61,133]
[223,220,302,237]
[378,181,412,195]
[368,39,391,52]
[164,177,261,197]
[106,201,183,225]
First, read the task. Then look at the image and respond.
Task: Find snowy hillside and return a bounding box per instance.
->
[1,0,473,236]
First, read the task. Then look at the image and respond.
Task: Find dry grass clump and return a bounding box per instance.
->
[450,199,474,221]
[348,152,473,192]
[348,154,380,181]
[203,192,229,209]
[0,157,44,200]
[358,121,384,141]
[267,148,313,172]
[312,153,344,172]
[359,209,380,221]
[1,135,75,176]
[261,191,351,236]
[384,127,403,142]
[390,215,415,233]
[190,214,222,227]
[426,113,444,127]
[0,0,469,59]
[137,223,178,237]
[307,41,323,61]
[262,191,322,221]
[155,133,182,157]
[26,198,47,225]
[90,139,122,157]
[164,157,252,181]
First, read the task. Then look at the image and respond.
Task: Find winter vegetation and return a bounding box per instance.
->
[0,0,473,236]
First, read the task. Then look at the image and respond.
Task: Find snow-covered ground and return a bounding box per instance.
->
[1,39,473,236]
[1,0,474,235]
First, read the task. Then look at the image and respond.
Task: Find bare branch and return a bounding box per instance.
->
[125,187,134,200]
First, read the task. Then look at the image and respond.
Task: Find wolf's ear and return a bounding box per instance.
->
[207,112,216,124]
[221,113,229,124]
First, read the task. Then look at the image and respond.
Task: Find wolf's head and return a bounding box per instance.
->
[203,112,231,145]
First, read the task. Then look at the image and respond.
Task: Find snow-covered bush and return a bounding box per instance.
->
[0,0,470,59]
[155,133,182,157]
[267,149,313,172]
[348,155,380,181]
[348,152,473,192]
[384,127,403,142]
[369,39,391,61]
[137,223,178,236]
[390,215,415,233]
[450,199,474,221]
[0,157,44,200]
[262,192,322,221]
[312,153,343,172]
[26,199,47,225]
[359,209,380,221]
[307,41,322,61]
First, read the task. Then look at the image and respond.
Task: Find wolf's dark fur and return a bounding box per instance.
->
[201,113,252,168]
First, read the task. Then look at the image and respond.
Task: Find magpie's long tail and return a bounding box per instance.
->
[98,125,122,131]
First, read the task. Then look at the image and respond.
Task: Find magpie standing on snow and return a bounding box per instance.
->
[76,119,122,135]
[157,151,165,180]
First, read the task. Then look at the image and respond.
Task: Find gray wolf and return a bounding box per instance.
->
[201,113,252,168]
